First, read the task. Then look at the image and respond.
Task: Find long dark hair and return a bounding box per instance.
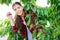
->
[12,2,27,28]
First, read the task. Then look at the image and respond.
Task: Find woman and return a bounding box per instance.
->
[6,2,41,40]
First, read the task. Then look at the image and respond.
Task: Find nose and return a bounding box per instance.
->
[16,9,21,14]
[16,9,19,12]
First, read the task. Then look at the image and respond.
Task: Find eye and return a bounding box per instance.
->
[18,7,20,9]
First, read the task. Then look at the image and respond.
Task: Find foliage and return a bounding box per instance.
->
[0,19,25,40]
[0,0,60,40]
[0,0,11,5]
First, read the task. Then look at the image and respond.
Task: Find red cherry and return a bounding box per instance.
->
[30,28,34,33]
[36,26,43,30]
[31,13,36,18]
[31,19,35,24]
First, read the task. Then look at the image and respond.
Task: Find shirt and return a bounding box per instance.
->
[11,21,34,40]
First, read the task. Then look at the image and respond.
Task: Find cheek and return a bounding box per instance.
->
[16,10,23,15]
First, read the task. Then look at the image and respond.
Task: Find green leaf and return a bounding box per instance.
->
[0,0,2,4]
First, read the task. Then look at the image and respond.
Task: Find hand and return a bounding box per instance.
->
[6,12,15,26]
[6,12,12,20]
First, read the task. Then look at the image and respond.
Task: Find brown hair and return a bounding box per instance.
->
[12,2,22,7]
[12,2,25,28]
[12,2,33,29]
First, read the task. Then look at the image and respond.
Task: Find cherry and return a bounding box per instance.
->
[31,19,35,24]
[36,26,43,30]
[31,13,36,18]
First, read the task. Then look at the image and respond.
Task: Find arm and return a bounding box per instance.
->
[6,12,18,33]
[10,18,18,33]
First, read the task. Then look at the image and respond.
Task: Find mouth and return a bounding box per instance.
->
[17,12,22,16]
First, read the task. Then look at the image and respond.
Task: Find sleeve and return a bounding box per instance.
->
[11,26,18,33]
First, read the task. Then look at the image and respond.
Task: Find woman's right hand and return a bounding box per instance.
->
[6,12,15,26]
[6,12,12,20]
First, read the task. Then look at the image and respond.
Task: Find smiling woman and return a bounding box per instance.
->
[0,0,52,40]
[0,0,50,20]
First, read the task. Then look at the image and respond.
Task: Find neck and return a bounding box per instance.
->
[21,16,25,21]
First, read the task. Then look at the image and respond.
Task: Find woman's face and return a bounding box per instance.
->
[12,4,23,16]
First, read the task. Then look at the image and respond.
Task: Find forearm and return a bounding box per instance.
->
[10,19,18,33]
[9,18,15,26]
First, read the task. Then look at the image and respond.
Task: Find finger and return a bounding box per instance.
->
[6,12,12,16]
